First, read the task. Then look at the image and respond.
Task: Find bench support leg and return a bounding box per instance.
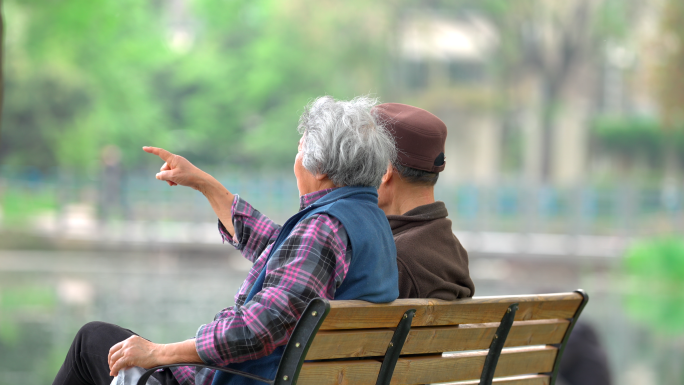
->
[479,303,519,385]
[375,309,416,385]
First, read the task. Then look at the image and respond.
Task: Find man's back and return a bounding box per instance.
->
[388,201,474,300]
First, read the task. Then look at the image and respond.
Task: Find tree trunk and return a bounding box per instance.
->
[662,139,680,219]
[540,77,559,183]
[663,139,680,182]
[0,0,4,144]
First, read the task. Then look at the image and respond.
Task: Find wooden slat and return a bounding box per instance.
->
[305,319,569,360]
[404,319,568,353]
[297,359,381,385]
[320,293,582,330]
[296,346,558,385]
[306,329,392,359]
[390,346,558,385]
[441,374,551,385]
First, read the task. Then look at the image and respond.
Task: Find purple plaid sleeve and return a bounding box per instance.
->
[170,189,351,385]
[218,194,283,262]
[195,212,351,366]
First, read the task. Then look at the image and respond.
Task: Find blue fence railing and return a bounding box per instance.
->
[1,167,683,236]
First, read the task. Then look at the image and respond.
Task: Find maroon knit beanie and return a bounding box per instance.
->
[373,103,446,173]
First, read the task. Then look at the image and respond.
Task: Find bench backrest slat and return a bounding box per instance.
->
[320,293,583,330]
[456,374,551,385]
[297,359,381,385]
[296,346,557,385]
[306,319,569,360]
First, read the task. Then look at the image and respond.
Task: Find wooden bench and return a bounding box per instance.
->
[139,290,588,385]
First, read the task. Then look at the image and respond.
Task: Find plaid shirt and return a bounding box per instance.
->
[170,188,351,385]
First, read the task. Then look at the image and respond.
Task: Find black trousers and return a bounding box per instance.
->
[53,321,180,385]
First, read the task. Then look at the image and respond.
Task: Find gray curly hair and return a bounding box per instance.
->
[297,96,396,188]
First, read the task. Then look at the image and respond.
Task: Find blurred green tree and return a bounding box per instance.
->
[591,116,662,174]
[0,0,389,173]
[1,0,176,172]
[0,0,4,142]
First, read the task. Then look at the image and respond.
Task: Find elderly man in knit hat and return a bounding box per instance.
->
[374,103,475,300]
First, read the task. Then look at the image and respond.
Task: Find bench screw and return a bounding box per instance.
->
[507,308,511,313]
[283,375,289,381]
[403,314,408,319]
[295,342,301,348]
[311,311,318,316]
[494,334,498,339]
[388,342,394,348]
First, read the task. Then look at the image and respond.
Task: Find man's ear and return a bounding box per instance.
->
[315,173,328,181]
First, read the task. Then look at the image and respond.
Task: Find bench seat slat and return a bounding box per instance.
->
[296,346,558,385]
[320,293,583,330]
[306,320,569,359]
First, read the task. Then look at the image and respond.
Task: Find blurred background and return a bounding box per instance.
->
[1,0,683,383]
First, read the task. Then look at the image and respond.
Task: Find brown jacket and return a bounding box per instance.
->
[387,201,474,300]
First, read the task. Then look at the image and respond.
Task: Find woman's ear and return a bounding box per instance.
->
[381,164,393,185]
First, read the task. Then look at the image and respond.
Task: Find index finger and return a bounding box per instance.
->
[143,146,174,162]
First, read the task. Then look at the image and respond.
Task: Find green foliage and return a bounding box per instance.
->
[2,0,175,171]
[592,116,663,161]
[594,0,631,39]
[675,129,684,164]
[592,116,684,167]
[0,0,390,173]
[0,186,57,226]
[623,238,684,335]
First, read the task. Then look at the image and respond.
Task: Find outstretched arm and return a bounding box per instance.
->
[142,146,235,235]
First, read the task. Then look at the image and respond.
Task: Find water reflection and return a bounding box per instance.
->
[0,244,678,385]
[0,247,249,384]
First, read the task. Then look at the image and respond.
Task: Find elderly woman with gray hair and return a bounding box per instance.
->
[52,96,399,385]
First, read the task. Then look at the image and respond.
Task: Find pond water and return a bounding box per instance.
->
[0,246,249,384]
[0,246,680,385]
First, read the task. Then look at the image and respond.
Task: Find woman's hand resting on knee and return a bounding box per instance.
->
[108,336,202,376]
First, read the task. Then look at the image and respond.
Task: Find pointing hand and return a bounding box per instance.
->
[142,146,209,192]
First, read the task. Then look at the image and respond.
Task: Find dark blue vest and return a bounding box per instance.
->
[211,186,398,385]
